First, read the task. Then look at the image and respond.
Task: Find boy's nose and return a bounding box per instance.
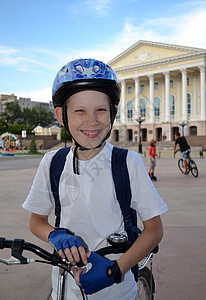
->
[86,113,98,125]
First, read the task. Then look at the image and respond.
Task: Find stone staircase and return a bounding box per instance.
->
[47,140,204,158]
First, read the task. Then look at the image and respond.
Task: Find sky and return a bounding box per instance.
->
[1,0,206,103]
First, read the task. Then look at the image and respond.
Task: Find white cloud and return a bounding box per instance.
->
[16,87,52,103]
[85,0,112,17]
[103,6,206,62]
[70,0,112,18]
[0,45,68,72]
[169,8,206,48]
[0,46,24,66]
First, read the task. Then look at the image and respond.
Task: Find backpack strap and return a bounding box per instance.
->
[111,146,141,235]
[50,147,71,227]
[112,146,141,282]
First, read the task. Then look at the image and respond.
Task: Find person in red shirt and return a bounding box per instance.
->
[148,139,159,181]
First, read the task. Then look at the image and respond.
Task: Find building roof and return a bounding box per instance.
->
[108,40,206,75]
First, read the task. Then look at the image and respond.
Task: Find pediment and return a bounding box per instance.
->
[109,40,205,69]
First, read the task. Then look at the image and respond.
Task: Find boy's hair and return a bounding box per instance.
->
[150,139,156,147]
[175,132,180,137]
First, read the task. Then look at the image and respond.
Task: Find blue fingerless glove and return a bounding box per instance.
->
[79,252,122,294]
[48,228,87,252]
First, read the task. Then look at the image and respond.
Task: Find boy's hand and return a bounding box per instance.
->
[48,228,88,265]
[79,252,122,294]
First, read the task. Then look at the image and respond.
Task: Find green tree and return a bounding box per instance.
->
[22,108,38,128]
[0,101,56,131]
[22,106,55,128]
[8,123,32,135]
[0,122,7,135]
[29,134,37,153]
[61,128,72,141]
[1,101,22,125]
[36,106,55,127]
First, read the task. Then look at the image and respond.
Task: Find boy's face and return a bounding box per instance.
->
[66,90,111,149]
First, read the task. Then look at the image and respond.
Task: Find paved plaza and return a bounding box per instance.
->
[0,152,206,300]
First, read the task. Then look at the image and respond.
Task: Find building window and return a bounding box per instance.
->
[170,95,175,115]
[116,104,120,120]
[141,84,145,92]
[187,77,190,86]
[154,82,159,90]
[154,97,160,117]
[127,100,133,119]
[128,86,132,94]
[190,126,197,136]
[187,93,191,115]
[140,98,146,117]
[170,80,173,88]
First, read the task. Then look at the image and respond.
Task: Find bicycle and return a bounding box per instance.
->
[0,234,158,300]
[175,150,198,177]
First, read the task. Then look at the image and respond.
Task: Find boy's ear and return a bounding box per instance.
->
[55,107,64,126]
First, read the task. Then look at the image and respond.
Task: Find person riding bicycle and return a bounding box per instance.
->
[174,132,191,174]
[23,58,168,300]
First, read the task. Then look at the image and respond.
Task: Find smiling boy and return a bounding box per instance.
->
[23,58,167,299]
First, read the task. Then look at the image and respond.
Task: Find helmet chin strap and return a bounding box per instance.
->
[62,102,112,175]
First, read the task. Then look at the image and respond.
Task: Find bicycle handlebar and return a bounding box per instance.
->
[0,237,130,269]
[0,237,60,265]
[0,236,158,269]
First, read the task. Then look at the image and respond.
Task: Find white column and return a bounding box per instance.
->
[134,77,140,120]
[161,78,165,121]
[176,75,181,121]
[192,72,198,119]
[199,66,206,120]
[181,69,187,120]
[121,80,126,124]
[149,75,154,122]
[164,72,170,122]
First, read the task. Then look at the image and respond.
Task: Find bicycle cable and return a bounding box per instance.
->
[35,259,86,299]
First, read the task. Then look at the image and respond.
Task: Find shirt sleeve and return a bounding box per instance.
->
[127,151,168,221]
[22,151,57,215]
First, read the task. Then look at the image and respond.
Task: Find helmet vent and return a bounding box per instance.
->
[76,65,83,73]
[93,65,100,73]
[62,66,69,73]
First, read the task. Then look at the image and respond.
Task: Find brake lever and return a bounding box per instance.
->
[0,256,35,265]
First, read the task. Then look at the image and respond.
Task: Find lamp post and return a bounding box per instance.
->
[136,115,145,154]
[179,120,188,136]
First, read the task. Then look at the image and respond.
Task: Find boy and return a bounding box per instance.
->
[23,58,168,299]
[148,139,159,181]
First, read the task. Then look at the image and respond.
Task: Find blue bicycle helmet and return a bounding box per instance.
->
[52,58,120,108]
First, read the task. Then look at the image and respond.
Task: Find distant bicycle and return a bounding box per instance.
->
[175,150,198,177]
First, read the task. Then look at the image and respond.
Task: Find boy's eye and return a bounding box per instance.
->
[97,108,108,112]
[75,109,85,113]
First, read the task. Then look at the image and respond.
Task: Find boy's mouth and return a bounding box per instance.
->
[81,130,102,138]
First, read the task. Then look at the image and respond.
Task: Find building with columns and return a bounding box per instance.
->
[108,40,206,143]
